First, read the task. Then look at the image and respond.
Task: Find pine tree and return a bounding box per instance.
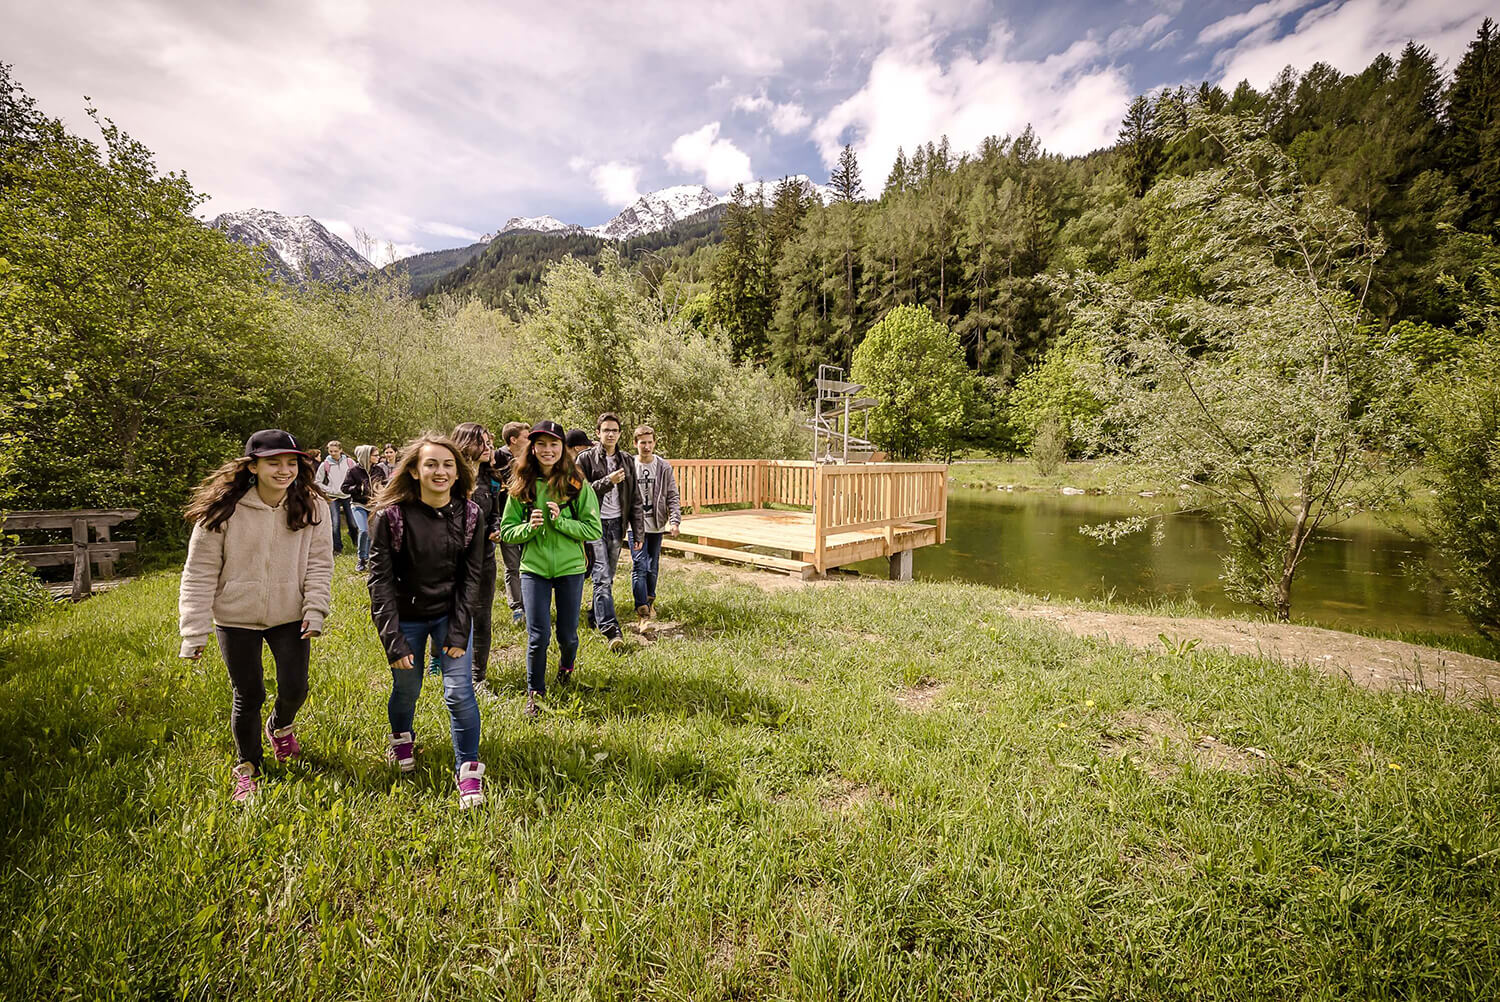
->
[1119,95,1163,197]
[830,143,863,202]
[883,146,908,199]
[707,184,772,359]
[1444,18,1500,231]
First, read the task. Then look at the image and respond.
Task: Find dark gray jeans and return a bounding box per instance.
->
[589,516,626,637]
[499,541,524,613]
[216,620,309,769]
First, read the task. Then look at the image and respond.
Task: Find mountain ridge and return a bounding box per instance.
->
[211,208,373,283]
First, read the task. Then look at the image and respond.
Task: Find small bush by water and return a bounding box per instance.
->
[0,560,1497,998]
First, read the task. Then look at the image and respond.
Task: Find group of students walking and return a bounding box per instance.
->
[177,415,681,808]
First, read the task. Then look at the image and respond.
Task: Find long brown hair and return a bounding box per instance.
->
[372,434,475,512]
[450,422,489,464]
[506,433,584,505]
[184,454,324,531]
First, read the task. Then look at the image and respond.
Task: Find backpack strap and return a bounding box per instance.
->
[386,504,405,553]
[463,500,480,546]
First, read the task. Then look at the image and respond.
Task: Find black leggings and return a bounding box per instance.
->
[215,621,310,768]
[472,553,498,681]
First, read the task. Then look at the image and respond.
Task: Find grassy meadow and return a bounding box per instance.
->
[1,558,1498,999]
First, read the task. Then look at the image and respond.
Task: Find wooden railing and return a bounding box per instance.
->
[671,459,947,571]
[811,464,947,570]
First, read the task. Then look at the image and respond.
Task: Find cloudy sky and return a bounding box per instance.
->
[5,0,1490,263]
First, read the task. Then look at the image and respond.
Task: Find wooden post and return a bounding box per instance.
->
[883,470,896,556]
[96,523,114,579]
[889,549,913,581]
[812,465,826,573]
[71,517,92,602]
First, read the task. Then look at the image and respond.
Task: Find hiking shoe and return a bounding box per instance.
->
[232,762,258,803]
[457,761,485,810]
[387,731,416,772]
[557,665,574,687]
[265,720,302,763]
[355,561,368,573]
[608,634,625,653]
[525,691,541,720]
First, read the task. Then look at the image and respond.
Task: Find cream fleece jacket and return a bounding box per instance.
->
[178,492,334,656]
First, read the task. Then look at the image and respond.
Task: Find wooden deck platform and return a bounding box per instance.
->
[662,460,947,579]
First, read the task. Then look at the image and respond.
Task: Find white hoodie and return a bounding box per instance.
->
[178,492,334,655]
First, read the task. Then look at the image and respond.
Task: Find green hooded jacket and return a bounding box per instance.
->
[498,479,603,578]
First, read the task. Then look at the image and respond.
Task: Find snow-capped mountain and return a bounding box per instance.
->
[490,215,583,238]
[212,208,374,283]
[739,175,838,207]
[586,184,727,241]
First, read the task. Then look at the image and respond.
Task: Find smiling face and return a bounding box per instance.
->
[530,434,562,470]
[382,446,397,466]
[251,453,301,492]
[411,443,459,499]
[327,441,343,460]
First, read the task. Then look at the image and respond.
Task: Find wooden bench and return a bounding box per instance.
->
[3,509,140,601]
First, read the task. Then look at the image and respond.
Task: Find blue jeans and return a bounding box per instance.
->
[330,497,357,554]
[389,617,479,768]
[351,504,371,565]
[628,530,665,609]
[520,572,585,695]
[589,517,626,637]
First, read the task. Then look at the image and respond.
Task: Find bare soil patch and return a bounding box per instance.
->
[1009,605,1500,702]
[893,678,946,712]
[819,777,892,814]
[1101,709,1272,779]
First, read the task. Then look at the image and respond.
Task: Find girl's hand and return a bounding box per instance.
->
[391,654,415,670]
[529,508,545,528]
[181,645,205,660]
[547,501,561,519]
[300,620,321,640]
[489,529,502,542]
[443,646,466,659]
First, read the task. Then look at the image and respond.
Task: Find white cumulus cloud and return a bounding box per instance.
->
[733,92,813,135]
[811,28,1131,187]
[664,122,754,190]
[1212,0,1494,89]
[588,161,644,207]
[1198,0,1318,46]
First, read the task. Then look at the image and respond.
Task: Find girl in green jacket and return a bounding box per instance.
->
[499,420,603,717]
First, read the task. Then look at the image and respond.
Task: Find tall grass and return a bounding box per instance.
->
[1,559,1497,999]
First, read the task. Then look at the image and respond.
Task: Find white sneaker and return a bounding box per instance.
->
[457,761,485,809]
[387,731,416,772]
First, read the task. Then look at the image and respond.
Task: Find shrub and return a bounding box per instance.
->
[0,553,49,628]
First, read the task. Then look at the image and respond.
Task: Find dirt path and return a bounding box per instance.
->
[1007,604,1500,703]
[667,555,1500,703]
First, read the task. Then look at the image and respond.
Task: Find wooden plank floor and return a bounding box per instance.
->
[677,509,938,571]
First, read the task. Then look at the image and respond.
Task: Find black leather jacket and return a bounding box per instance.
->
[576,443,645,540]
[471,460,502,562]
[367,497,486,661]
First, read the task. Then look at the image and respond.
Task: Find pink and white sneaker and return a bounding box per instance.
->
[265,720,302,763]
[231,762,258,803]
[387,731,416,772]
[457,761,485,809]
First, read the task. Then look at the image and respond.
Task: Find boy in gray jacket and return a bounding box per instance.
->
[628,425,680,618]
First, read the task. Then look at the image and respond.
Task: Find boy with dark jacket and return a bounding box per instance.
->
[575,412,645,647]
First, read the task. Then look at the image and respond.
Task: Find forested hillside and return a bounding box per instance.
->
[697,31,1500,391]
[428,204,728,311]
[381,240,488,296]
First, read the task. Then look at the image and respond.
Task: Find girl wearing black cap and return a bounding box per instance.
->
[499,420,603,718]
[178,430,334,803]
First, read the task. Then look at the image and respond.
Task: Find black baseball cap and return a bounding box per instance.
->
[565,429,592,449]
[529,420,565,442]
[244,429,308,458]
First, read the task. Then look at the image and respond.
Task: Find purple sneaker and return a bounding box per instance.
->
[231,762,258,803]
[265,720,302,763]
[387,731,416,772]
[457,761,485,809]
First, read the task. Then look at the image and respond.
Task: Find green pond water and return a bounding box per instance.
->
[850,487,1468,637]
